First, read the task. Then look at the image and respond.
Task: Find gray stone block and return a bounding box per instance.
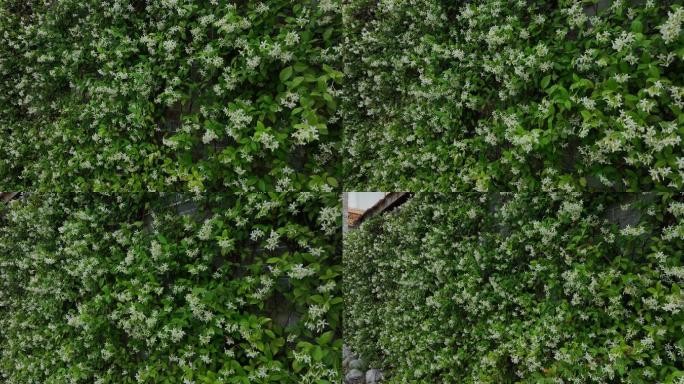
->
[345,369,365,384]
[366,369,384,383]
[349,358,367,371]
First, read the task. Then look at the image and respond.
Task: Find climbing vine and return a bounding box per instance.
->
[345,193,684,383]
[343,1,684,191]
[0,192,342,383]
[0,0,341,191]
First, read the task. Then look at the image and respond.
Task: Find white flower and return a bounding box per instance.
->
[638,99,655,114]
[202,129,218,144]
[659,7,684,44]
[288,264,315,280]
[218,238,233,250]
[560,200,583,221]
[257,132,279,151]
[280,91,299,108]
[246,56,261,69]
[668,201,684,217]
[563,2,588,28]
[649,166,672,183]
[466,208,477,219]
[620,225,646,237]
[250,228,264,241]
[580,97,596,110]
[255,2,269,13]
[284,31,300,46]
[613,73,630,83]
[611,31,635,51]
[292,123,319,145]
[264,230,280,251]
[163,40,177,52]
[170,327,185,342]
[318,206,338,235]
[150,240,162,260]
[198,219,213,240]
[226,108,253,131]
[101,348,113,360]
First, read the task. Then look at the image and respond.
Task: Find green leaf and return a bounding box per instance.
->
[289,76,304,88]
[279,66,293,82]
[316,331,334,345]
[294,62,308,72]
[326,177,338,188]
[311,346,325,361]
[323,27,333,42]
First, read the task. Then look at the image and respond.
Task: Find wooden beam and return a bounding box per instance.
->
[0,192,19,203]
[350,192,411,228]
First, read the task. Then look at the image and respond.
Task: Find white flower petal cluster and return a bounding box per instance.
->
[345,193,684,382]
[0,192,342,383]
[0,0,342,192]
[343,1,684,191]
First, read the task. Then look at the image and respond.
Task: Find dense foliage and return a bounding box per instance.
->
[343,0,684,192]
[0,193,342,384]
[0,0,341,191]
[345,193,684,383]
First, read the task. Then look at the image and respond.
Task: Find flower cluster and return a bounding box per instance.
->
[0,192,342,383]
[342,1,684,191]
[0,0,342,192]
[345,193,684,382]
